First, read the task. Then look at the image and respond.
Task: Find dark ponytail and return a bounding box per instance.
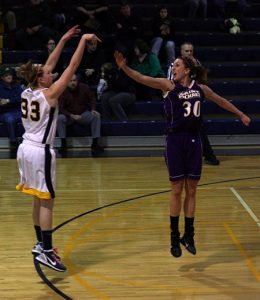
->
[180,56,208,84]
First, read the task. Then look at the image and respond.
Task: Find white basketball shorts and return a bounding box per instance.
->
[16,141,56,200]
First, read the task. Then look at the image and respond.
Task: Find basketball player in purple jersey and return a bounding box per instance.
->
[114,51,250,257]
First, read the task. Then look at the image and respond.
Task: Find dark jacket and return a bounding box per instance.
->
[152,15,175,41]
[58,82,96,116]
[0,80,23,112]
[79,45,106,86]
[104,66,136,94]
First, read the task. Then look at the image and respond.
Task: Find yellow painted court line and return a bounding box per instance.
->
[66,262,260,296]
[224,222,260,282]
[65,256,110,300]
[61,189,260,297]
[64,201,144,299]
[64,201,144,251]
[80,270,238,293]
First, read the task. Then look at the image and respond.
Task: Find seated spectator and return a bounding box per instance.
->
[0,0,17,48]
[0,1,16,33]
[131,39,166,100]
[46,0,67,34]
[74,2,100,30]
[0,66,24,153]
[14,0,54,50]
[78,40,106,93]
[213,0,248,24]
[184,0,207,19]
[180,42,202,65]
[150,5,176,69]
[114,0,144,58]
[57,74,104,156]
[40,38,64,80]
[100,62,136,121]
[75,1,116,56]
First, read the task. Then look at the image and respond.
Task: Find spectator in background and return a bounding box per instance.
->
[46,0,67,35]
[96,66,108,101]
[131,39,165,100]
[14,0,54,50]
[40,38,64,80]
[78,40,106,93]
[75,1,116,56]
[213,0,248,24]
[0,66,23,153]
[185,0,207,19]
[75,1,101,30]
[180,42,201,65]
[0,1,17,48]
[114,0,143,57]
[151,5,176,69]
[179,42,220,165]
[100,62,136,121]
[0,6,16,33]
[57,74,104,156]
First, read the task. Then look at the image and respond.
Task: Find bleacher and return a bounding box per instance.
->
[0,23,3,64]
[1,0,260,152]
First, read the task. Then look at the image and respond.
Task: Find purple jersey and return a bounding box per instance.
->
[164,80,205,133]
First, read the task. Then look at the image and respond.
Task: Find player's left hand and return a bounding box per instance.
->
[241,114,251,126]
[62,25,81,41]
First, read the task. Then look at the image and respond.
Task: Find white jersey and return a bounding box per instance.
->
[21,88,58,146]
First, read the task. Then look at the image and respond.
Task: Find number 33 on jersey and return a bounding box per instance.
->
[21,88,58,145]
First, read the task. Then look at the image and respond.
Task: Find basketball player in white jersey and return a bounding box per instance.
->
[16,26,101,272]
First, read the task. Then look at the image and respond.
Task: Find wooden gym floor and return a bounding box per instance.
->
[1,155,260,299]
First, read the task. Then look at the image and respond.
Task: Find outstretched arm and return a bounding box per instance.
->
[201,84,251,126]
[44,26,81,72]
[114,51,172,93]
[46,34,101,106]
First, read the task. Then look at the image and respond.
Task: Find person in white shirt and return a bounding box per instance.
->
[16,26,101,272]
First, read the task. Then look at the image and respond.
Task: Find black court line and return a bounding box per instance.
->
[34,258,72,300]
[35,175,260,299]
[53,175,260,233]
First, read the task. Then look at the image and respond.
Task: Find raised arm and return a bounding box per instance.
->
[44,26,81,72]
[45,34,101,106]
[201,84,251,126]
[114,51,173,93]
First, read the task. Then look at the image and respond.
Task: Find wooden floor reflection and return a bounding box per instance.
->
[1,155,260,299]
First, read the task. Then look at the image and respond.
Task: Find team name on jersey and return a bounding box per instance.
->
[178,90,200,100]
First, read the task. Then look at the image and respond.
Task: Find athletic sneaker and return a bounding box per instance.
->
[32,242,43,255]
[170,233,182,258]
[35,249,67,272]
[180,234,196,255]
[32,243,60,258]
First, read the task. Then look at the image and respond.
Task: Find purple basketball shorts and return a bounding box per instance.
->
[164,133,202,181]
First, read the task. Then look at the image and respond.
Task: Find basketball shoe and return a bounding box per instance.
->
[32,242,43,255]
[170,232,182,257]
[35,249,67,272]
[180,233,196,255]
